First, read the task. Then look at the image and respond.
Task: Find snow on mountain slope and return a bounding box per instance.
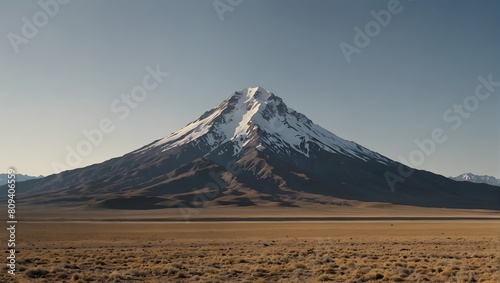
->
[136,87,392,165]
[451,173,500,187]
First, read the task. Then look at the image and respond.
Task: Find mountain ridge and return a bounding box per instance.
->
[450,173,500,187]
[0,173,43,186]
[3,87,500,212]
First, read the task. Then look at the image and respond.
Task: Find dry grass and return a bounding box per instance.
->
[0,221,497,282]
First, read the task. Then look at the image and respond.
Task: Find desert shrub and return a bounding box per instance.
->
[25,267,49,278]
[71,273,83,281]
[317,274,334,281]
[175,272,188,278]
[56,272,70,279]
[109,270,125,280]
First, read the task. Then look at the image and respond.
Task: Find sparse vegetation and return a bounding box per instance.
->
[1,222,497,282]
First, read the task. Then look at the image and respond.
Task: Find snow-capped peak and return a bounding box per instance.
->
[242,86,272,101]
[451,173,500,187]
[137,87,273,154]
[135,87,392,165]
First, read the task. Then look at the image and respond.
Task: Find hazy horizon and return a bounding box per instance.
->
[1,0,499,178]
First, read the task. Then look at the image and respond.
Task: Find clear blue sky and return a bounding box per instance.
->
[1,0,499,178]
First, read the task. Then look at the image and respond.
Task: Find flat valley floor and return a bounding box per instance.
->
[1,221,498,282]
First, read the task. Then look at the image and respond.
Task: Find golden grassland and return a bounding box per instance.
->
[1,221,498,282]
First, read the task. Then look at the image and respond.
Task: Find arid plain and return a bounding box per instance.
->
[1,210,498,282]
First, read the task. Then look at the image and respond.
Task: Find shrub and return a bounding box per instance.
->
[25,267,49,278]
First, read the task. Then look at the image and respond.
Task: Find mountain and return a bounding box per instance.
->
[0,173,42,186]
[451,173,500,187]
[5,87,500,211]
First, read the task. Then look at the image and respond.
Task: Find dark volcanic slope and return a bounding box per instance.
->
[6,87,500,210]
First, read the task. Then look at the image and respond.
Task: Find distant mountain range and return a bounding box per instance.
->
[450,173,500,187]
[0,173,43,186]
[2,87,499,211]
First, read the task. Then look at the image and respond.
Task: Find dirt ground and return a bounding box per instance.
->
[1,221,498,282]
